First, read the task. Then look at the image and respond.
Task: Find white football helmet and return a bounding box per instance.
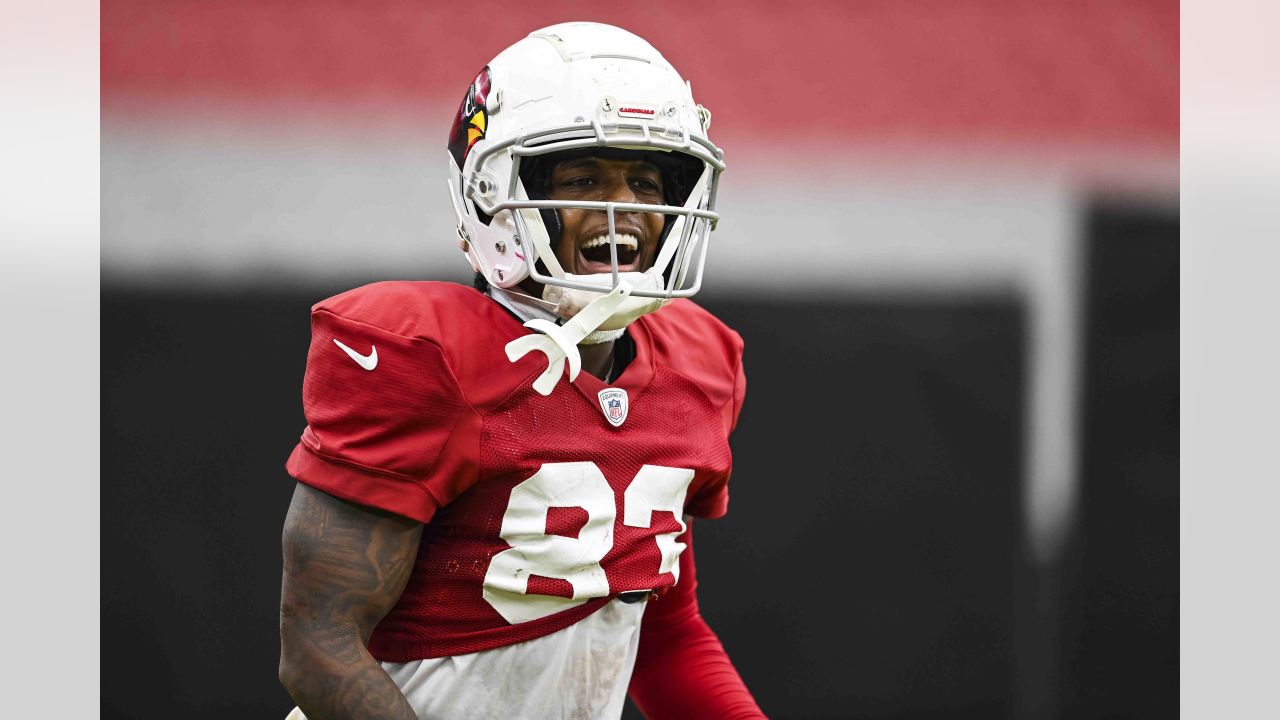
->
[445,22,725,332]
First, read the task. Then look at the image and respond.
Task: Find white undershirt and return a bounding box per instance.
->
[382,598,646,720]
[286,597,647,720]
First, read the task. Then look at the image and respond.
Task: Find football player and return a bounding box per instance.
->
[278,22,765,720]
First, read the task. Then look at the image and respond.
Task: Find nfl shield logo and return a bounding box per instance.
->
[597,388,629,428]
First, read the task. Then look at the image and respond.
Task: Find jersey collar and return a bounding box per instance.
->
[569,315,655,401]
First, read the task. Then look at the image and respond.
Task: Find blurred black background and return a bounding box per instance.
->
[102,205,1175,719]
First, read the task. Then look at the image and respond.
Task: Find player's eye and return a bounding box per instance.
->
[630,177,662,195]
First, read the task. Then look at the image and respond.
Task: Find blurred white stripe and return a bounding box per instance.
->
[1182,0,1280,716]
[101,119,1151,298]
[0,0,101,717]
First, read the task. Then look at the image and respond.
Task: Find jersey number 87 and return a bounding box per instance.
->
[482,462,694,624]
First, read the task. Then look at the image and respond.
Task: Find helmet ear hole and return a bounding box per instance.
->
[470,174,500,226]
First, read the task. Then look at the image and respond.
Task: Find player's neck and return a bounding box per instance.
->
[579,340,616,382]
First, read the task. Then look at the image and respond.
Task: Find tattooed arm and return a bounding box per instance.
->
[278,483,424,720]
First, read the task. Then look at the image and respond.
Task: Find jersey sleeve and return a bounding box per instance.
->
[629,523,766,718]
[285,307,482,524]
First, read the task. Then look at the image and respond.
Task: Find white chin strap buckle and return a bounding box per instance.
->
[543,269,669,333]
[505,281,634,395]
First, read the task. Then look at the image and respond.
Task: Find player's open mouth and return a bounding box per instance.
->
[577,233,641,273]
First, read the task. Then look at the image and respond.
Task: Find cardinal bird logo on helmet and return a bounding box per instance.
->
[448,66,492,169]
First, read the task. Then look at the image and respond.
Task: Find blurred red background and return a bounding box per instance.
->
[103,0,1176,151]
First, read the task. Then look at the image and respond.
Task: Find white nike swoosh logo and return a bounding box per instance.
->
[333,338,378,371]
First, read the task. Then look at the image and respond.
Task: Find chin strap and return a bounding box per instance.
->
[505,281,634,396]
[488,284,562,325]
[582,327,625,345]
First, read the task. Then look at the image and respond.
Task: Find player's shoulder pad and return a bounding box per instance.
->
[644,298,743,362]
[313,281,503,342]
[314,279,494,333]
[310,282,523,398]
[640,299,745,416]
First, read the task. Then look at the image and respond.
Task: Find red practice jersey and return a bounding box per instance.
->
[286,282,746,661]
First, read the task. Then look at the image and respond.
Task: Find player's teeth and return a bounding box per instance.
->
[581,234,638,251]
